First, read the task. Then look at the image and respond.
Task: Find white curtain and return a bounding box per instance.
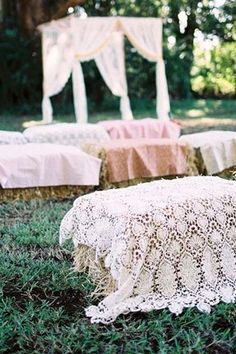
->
[95,31,133,120]
[120,17,170,120]
[72,17,118,123]
[72,61,88,124]
[41,17,75,123]
[40,16,170,123]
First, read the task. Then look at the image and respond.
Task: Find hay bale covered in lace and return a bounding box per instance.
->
[60,176,236,323]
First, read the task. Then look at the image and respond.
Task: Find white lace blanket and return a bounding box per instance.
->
[0,131,28,145]
[60,176,236,323]
[179,131,236,174]
[23,123,110,147]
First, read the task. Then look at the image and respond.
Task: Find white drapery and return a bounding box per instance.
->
[121,18,170,120]
[72,17,128,123]
[95,31,133,120]
[40,16,170,123]
[41,17,75,123]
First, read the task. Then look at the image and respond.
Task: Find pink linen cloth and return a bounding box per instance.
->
[100,138,188,183]
[98,118,181,140]
[0,144,101,188]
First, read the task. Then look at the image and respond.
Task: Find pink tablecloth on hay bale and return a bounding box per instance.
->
[98,118,181,140]
[85,138,188,184]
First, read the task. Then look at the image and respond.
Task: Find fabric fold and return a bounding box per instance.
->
[42,96,53,124]
[95,31,133,120]
[60,176,236,323]
[0,144,102,188]
[72,61,88,124]
[40,16,170,122]
[156,60,170,120]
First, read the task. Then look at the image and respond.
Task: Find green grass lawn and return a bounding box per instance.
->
[1,99,236,353]
[1,98,236,131]
[1,201,236,353]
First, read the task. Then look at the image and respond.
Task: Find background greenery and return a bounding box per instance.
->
[1,98,236,132]
[0,0,235,116]
[0,2,236,352]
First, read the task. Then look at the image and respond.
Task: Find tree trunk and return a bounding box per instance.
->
[181,7,197,97]
[168,0,198,97]
[3,0,85,34]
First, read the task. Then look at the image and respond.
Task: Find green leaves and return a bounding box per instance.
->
[0,0,235,113]
[192,42,236,97]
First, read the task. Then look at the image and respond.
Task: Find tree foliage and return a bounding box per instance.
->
[0,0,235,113]
[192,42,236,97]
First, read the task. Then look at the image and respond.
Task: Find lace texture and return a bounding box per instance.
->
[60,176,236,323]
[0,131,28,145]
[23,123,110,147]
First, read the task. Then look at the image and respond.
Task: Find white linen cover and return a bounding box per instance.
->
[0,144,101,188]
[179,131,236,174]
[60,176,236,323]
[23,123,110,146]
[0,131,28,145]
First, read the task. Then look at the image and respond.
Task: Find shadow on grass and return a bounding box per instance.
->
[2,282,86,314]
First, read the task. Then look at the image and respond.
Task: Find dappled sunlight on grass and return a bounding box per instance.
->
[172,99,236,119]
[23,120,50,128]
[185,109,204,118]
[0,99,235,132]
[90,111,121,123]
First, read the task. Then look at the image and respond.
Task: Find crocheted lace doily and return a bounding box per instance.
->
[60,176,236,323]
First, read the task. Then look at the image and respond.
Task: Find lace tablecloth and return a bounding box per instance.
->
[98,118,181,140]
[179,131,236,175]
[0,130,28,145]
[24,123,110,146]
[60,176,236,323]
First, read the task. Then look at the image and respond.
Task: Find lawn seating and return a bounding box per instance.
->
[98,118,181,140]
[83,138,190,189]
[0,135,194,201]
[179,131,236,176]
[60,176,236,323]
[0,144,101,201]
[23,123,110,147]
[0,130,28,145]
